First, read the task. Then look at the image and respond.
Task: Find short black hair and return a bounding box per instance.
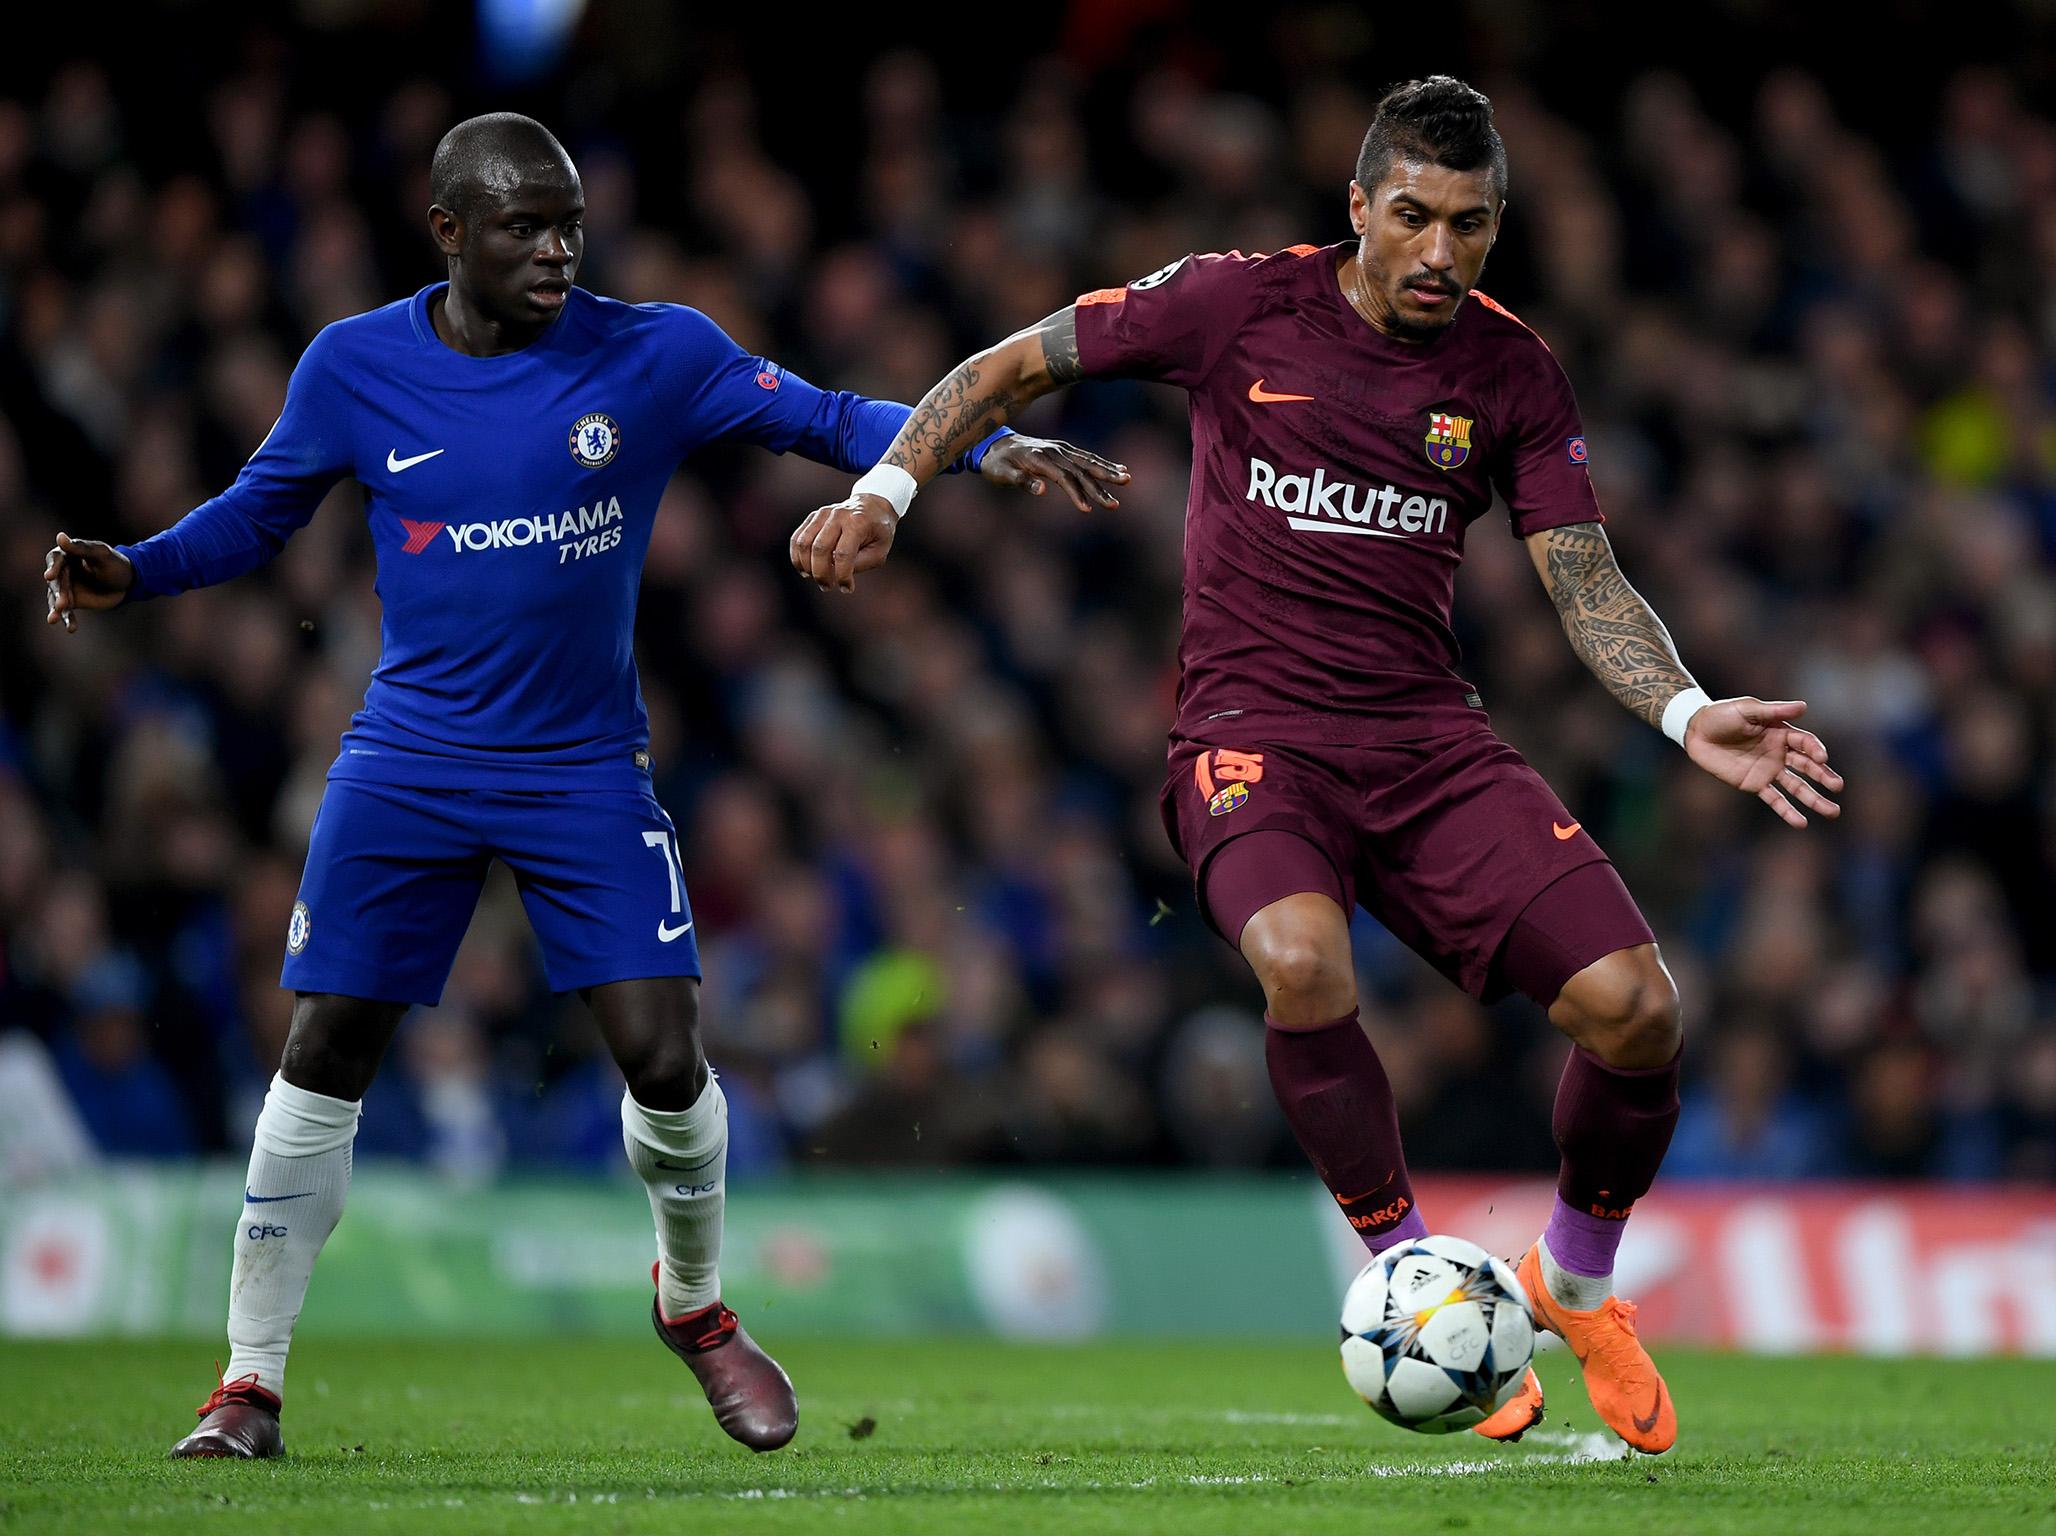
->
[1355,76,1506,202]
[429,112,575,221]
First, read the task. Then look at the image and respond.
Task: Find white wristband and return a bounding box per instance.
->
[1661,686,1712,748]
[852,464,918,519]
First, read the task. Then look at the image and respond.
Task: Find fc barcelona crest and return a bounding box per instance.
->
[1208,781,1250,817]
[1425,411,1473,470]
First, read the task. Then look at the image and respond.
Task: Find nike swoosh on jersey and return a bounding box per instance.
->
[1248,379,1315,403]
[386,447,446,472]
[244,1189,315,1204]
[658,920,694,942]
[1553,821,1582,840]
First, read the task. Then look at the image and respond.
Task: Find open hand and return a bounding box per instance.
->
[979,435,1129,511]
[1684,697,1843,828]
[42,532,134,631]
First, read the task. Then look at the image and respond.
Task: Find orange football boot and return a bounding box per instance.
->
[1516,1242,1676,1454]
[1471,1366,1545,1442]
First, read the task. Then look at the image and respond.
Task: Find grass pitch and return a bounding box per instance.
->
[3,1338,2051,1535]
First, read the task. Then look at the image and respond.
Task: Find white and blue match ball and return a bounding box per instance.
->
[1339,1234,1535,1434]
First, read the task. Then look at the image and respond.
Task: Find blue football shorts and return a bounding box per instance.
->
[280,781,702,1004]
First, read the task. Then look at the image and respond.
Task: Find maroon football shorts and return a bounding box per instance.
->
[1161,730,1655,1005]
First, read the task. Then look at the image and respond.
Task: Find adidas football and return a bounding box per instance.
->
[1339,1234,1535,1433]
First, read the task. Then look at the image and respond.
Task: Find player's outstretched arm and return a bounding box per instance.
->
[48,330,350,621]
[1528,521,1844,828]
[790,307,1120,591]
[42,533,136,632]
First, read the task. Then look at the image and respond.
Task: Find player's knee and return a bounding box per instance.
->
[1247,933,1356,1027]
[1613,980,1682,1067]
[280,993,406,1101]
[624,1048,706,1110]
[1552,950,1681,1068]
[614,999,707,1108]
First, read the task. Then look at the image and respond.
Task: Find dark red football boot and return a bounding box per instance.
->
[650,1264,798,1452]
[170,1366,284,1459]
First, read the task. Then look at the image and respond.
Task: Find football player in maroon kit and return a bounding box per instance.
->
[789,77,1841,1454]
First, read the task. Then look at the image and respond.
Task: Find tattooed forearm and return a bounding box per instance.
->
[883,358,1020,477]
[1537,522,1696,728]
[879,307,1080,481]
[1036,307,1083,385]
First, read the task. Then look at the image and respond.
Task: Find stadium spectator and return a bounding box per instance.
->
[3,20,2052,1186]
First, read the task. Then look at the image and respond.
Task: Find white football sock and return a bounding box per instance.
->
[623,1075,727,1317]
[223,1073,360,1396]
[1538,1234,1613,1312]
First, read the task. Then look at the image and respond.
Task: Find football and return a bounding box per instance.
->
[1339,1234,1536,1433]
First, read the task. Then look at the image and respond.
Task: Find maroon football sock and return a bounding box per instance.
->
[1549,1044,1682,1269]
[1265,1011,1428,1252]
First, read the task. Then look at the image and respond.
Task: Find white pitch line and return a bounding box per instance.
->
[486,1420,1628,1510]
[1038,1402,1356,1427]
[1022,1402,1619,1448]
[1360,1434,1625,1479]
[1523,1428,1625,1458]
[1218,1409,1358,1427]
[701,1449,1619,1501]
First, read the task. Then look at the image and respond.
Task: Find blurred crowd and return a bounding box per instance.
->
[2,7,2053,1187]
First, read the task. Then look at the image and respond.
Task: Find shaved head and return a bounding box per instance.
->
[425,113,584,354]
[429,112,575,222]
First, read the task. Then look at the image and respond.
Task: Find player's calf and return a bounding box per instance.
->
[1498,900,1681,1450]
[622,1076,727,1323]
[1263,1011,1428,1250]
[1542,951,1683,1305]
[1236,876,1431,1253]
[221,1071,361,1398]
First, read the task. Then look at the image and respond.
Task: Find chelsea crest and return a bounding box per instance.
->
[569,412,621,468]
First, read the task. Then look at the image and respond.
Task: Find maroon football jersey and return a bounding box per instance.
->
[1074,241,1601,746]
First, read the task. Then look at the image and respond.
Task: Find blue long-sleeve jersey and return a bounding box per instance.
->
[119,284,996,791]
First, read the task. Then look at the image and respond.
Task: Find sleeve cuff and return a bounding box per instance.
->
[964,426,1013,474]
[113,544,161,603]
[1508,504,1605,539]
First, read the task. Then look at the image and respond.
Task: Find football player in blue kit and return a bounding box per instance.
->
[42,113,1129,1459]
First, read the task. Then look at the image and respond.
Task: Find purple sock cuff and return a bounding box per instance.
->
[1543,1195,1626,1278]
[1263,1010,1361,1038]
[1576,1043,1685,1079]
[1367,1206,1431,1254]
